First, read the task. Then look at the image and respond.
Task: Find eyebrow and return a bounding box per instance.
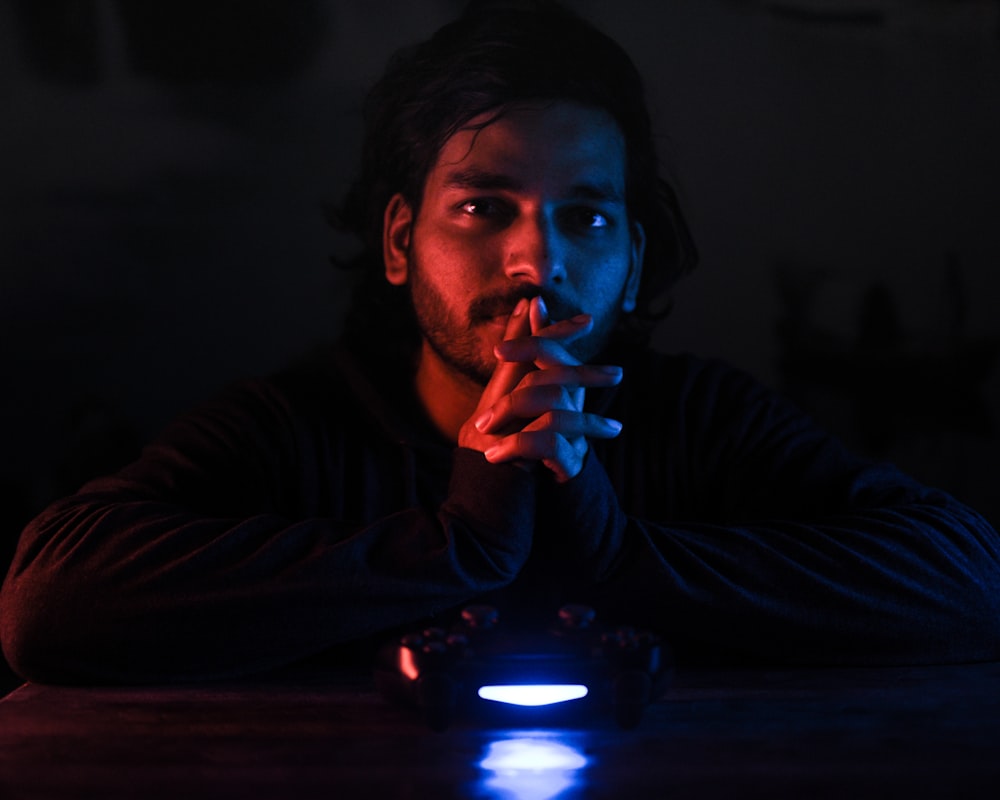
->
[443,168,520,191]
[442,167,625,203]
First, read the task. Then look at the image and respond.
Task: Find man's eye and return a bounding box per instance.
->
[459,199,505,217]
[566,207,610,230]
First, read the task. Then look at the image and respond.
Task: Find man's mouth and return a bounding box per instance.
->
[470,308,519,332]
[472,304,522,327]
[470,293,583,329]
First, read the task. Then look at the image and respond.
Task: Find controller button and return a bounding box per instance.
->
[557,604,597,630]
[422,640,448,656]
[461,605,499,630]
[615,626,638,646]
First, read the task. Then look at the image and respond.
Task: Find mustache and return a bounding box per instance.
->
[468,288,581,324]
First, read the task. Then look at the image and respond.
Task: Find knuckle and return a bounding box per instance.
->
[538,410,565,430]
[547,385,568,405]
[518,371,541,388]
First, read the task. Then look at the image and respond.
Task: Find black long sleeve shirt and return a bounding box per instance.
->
[2,343,998,683]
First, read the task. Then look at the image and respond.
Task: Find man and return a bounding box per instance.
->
[2,0,999,684]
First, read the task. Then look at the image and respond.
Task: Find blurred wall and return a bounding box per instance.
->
[2,0,998,535]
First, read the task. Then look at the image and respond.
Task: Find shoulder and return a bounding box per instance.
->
[133,344,362,471]
[611,347,781,427]
[200,342,379,428]
[608,347,848,479]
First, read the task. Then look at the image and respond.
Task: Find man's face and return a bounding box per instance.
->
[384,101,645,386]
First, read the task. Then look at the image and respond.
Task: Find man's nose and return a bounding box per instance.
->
[503,214,567,287]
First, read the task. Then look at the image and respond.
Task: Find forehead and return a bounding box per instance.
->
[425,101,627,197]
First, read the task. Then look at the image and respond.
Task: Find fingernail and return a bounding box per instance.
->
[570,313,591,325]
[474,410,493,431]
[605,419,623,433]
[512,298,528,316]
[597,365,623,377]
[484,446,501,461]
[536,296,548,316]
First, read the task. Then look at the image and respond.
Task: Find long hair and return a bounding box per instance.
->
[332,0,697,352]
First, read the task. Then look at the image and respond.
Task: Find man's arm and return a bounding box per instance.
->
[0,299,618,685]
[548,357,1000,666]
[462,321,1000,665]
[0,377,536,684]
[553,452,1000,666]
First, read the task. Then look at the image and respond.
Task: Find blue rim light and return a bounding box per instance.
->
[477,684,589,707]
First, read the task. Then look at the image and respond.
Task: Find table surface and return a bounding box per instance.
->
[2,661,999,799]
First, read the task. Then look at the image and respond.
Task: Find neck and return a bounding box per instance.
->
[413,341,483,443]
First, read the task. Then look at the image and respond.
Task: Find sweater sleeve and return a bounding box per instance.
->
[542,356,1000,666]
[0,379,535,684]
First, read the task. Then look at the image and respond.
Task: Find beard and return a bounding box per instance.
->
[407,262,624,388]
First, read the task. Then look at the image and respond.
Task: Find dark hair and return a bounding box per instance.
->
[333,0,697,349]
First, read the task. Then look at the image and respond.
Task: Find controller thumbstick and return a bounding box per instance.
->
[460,605,499,630]
[557,604,596,631]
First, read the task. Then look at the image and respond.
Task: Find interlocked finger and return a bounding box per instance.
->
[483,410,622,453]
[476,384,579,434]
[515,364,623,392]
[494,335,584,370]
[522,409,623,439]
[484,429,592,483]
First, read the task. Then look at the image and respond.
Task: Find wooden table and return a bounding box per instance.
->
[2,662,998,799]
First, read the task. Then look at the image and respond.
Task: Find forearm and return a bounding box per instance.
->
[538,443,1000,665]
[0,450,534,684]
[590,499,1000,666]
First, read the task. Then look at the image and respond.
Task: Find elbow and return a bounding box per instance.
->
[1,598,50,684]
[959,578,1000,662]
[949,539,1000,662]
[0,570,97,685]
[921,567,1000,665]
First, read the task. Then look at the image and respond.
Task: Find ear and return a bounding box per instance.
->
[383,193,413,286]
[621,221,646,313]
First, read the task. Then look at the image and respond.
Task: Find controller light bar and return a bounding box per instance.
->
[477,684,589,707]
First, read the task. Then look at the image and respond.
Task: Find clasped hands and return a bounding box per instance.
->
[457,296,624,482]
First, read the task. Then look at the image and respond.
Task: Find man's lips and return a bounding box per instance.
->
[471,304,520,326]
[470,308,517,330]
[471,294,582,327]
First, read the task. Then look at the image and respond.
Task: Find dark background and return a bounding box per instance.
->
[1,1,998,687]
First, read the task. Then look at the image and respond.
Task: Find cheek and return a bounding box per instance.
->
[431,264,473,298]
[410,233,484,313]
[580,251,631,300]
[416,223,489,282]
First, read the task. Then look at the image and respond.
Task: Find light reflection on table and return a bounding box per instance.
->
[2,663,1000,798]
[477,730,590,800]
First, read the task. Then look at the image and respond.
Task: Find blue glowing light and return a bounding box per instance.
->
[478,734,589,800]
[477,684,588,707]
[480,736,589,771]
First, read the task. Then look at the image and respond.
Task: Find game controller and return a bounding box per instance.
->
[374,603,672,731]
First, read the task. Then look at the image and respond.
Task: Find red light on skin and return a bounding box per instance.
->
[477,684,588,707]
